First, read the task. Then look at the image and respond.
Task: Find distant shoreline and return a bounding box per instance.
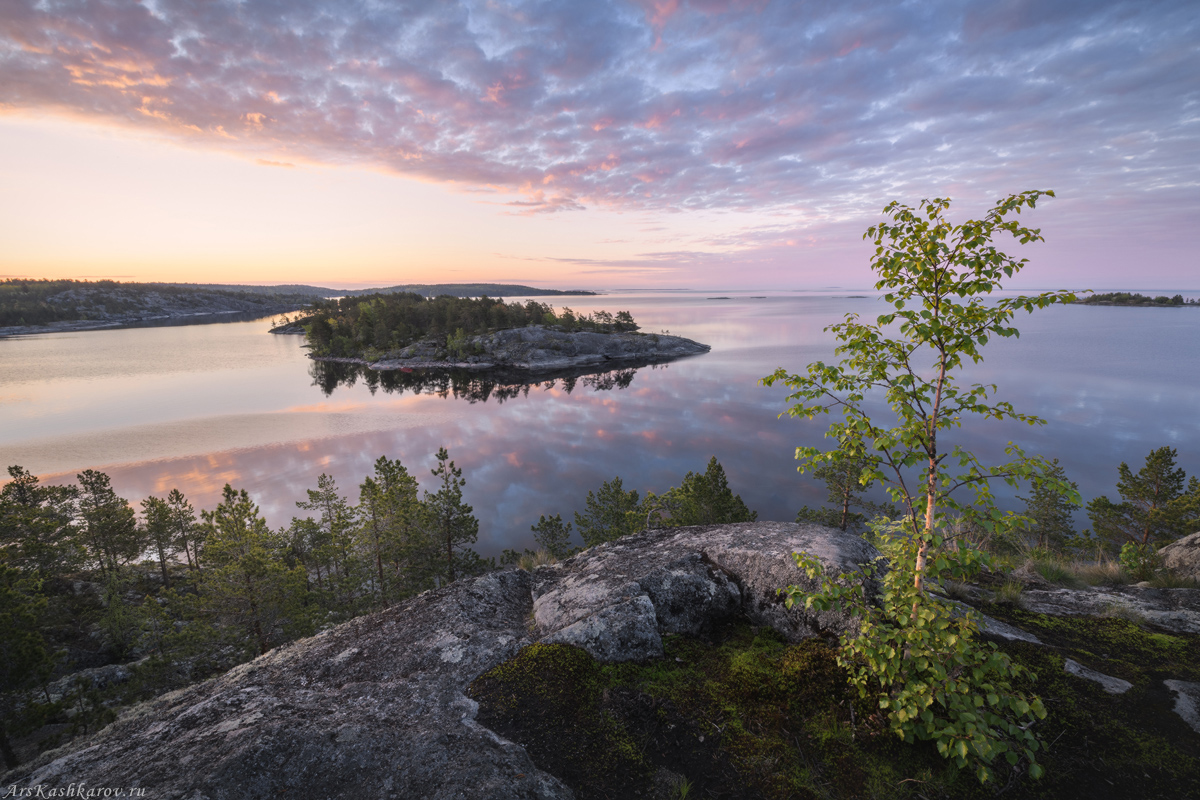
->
[0,305,308,339]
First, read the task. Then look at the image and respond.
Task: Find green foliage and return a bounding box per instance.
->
[140,495,179,587]
[196,486,311,656]
[788,527,1047,783]
[422,448,485,585]
[0,565,54,768]
[0,278,312,327]
[1075,291,1192,306]
[165,488,202,571]
[763,191,1078,542]
[574,476,643,547]
[356,456,425,605]
[98,578,142,660]
[1086,446,1199,551]
[572,459,757,549]
[764,191,1076,782]
[76,469,143,578]
[1017,459,1081,553]
[296,292,639,358]
[643,457,757,528]
[295,473,360,608]
[531,513,576,559]
[1118,542,1163,582]
[0,466,81,577]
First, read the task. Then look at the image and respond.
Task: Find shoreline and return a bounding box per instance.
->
[0,304,308,339]
[308,328,712,374]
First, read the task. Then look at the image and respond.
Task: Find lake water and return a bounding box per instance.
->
[2,293,1198,556]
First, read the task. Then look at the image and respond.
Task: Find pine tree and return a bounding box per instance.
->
[76,470,142,578]
[140,496,178,588]
[166,489,201,572]
[574,476,641,547]
[197,486,309,656]
[650,457,757,527]
[1087,446,1199,550]
[421,448,482,585]
[0,466,81,577]
[531,514,574,559]
[357,456,423,604]
[296,474,358,601]
[1017,459,1080,552]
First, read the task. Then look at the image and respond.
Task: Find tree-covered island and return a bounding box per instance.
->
[283,292,710,371]
[1072,291,1197,306]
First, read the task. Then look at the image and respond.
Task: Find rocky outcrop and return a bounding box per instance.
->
[1160,531,1200,579]
[1018,584,1200,635]
[1,522,878,798]
[318,326,711,373]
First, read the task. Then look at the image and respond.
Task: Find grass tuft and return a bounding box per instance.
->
[993,579,1025,607]
[517,549,558,571]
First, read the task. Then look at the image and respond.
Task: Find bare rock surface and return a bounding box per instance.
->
[1160,531,1200,579]
[324,326,711,373]
[2,522,879,798]
[1063,659,1133,694]
[534,522,881,661]
[1164,680,1200,734]
[1019,585,1200,635]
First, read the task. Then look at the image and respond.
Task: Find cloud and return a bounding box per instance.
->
[1,0,1195,226]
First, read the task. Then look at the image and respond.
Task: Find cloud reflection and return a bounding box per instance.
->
[12,297,1200,558]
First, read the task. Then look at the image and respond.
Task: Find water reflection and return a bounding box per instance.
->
[308,358,671,401]
[3,294,1198,559]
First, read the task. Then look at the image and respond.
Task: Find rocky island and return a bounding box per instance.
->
[278,292,711,373]
[311,325,711,373]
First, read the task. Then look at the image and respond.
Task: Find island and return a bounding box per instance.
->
[1072,291,1197,306]
[278,292,711,372]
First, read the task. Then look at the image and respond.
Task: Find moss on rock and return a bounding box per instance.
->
[469,614,1200,799]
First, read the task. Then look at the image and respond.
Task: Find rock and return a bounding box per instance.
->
[532,522,882,661]
[334,326,712,374]
[1063,659,1133,694]
[976,615,1043,645]
[1164,680,1200,734]
[1160,532,1200,579]
[1018,585,1200,635]
[2,522,878,797]
[45,662,138,703]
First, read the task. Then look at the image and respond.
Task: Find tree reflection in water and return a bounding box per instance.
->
[308,359,655,402]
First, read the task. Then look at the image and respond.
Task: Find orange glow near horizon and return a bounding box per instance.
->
[0,113,848,290]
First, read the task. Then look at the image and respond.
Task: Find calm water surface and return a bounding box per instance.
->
[2,293,1197,555]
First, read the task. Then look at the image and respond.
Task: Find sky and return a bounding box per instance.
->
[1,0,1197,290]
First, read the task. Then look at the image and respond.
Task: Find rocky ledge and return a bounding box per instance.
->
[7,523,1200,798]
[311,326,711,373]
[1,523,874,799]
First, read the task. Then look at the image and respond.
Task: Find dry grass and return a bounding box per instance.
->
[1147,570,1200,589]
[1065,559,1130,587]
[517,549,558,571]
[994,579,1025,607]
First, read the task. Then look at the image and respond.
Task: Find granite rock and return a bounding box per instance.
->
[2,522,879,797]
[1160,531,1200,580]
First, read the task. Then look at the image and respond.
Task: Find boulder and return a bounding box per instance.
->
[2,522,880,798]
[1160,531,1200,579]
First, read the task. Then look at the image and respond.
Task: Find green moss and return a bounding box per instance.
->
[469,615,1200,799]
